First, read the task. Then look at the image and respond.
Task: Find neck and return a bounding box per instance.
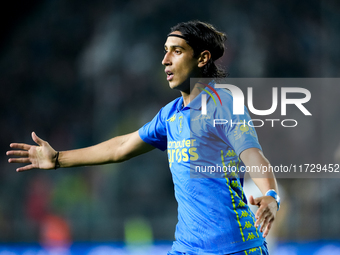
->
[180,82,205,107]
[181,91,191,107]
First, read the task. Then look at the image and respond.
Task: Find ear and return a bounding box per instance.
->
[197,50,211,68]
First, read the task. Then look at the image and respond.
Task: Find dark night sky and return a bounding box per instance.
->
[0,0,43,50]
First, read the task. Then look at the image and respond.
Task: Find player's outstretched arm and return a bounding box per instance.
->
[7,131,155,172]
[240,148,279,238]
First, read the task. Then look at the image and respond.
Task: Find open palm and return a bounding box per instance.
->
[7,132,57,172]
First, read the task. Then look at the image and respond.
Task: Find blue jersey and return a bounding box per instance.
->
[139,86,265,254]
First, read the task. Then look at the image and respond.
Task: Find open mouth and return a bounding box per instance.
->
[166,71,174,81]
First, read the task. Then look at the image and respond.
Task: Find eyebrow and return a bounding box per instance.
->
[164,45,186,50]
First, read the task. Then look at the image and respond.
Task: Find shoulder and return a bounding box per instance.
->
[208,88,234,117]
[163,97,181,111]
[205,87,234,108]
[216,88,233,104]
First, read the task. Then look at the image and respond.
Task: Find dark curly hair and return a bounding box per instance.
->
[170,20,228,78]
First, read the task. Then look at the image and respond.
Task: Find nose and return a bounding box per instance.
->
[162,52,171,66]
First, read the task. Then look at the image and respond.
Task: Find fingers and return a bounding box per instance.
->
[261,218,273,238]
[9,143,31,151]
[8,132,43,150]
[249,195,255,205]
[7,148,30,165]
[254,199,266,221]
[249,195,261,206]
[32,132,44,146]
[16,164,35,172]
[255,204,275,237]
[252,196,277,237]
[255,204,268,228]
[6,150,29,157]
[259,212,270,232]
[8,158,31,164]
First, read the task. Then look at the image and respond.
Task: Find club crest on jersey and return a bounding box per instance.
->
[179,116,183,133]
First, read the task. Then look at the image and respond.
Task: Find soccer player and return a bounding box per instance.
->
[7,21,280,255]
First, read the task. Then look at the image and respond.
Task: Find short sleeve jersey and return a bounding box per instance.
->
[139,86,265,254]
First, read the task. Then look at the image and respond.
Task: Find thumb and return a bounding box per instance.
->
[32,132,44,146]
[249,195,261,206]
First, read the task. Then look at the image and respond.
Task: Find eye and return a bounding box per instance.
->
[164,49,168,54]
[175,50,181,54]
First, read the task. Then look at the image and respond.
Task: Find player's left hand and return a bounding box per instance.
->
[249,195,277,238]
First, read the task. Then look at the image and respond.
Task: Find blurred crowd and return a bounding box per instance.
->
[1,0,340,248]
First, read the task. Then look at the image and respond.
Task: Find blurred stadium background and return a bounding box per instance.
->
[1,0,340,254]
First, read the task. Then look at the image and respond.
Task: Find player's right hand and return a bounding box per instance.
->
[6,132,58,172]
[249,195,277,238]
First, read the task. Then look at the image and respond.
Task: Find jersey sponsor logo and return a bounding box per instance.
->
[167,139,198,167]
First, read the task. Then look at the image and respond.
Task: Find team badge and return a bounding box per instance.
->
[178,116,183,133]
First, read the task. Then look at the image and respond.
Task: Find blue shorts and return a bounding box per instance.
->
[167,242,269,255]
